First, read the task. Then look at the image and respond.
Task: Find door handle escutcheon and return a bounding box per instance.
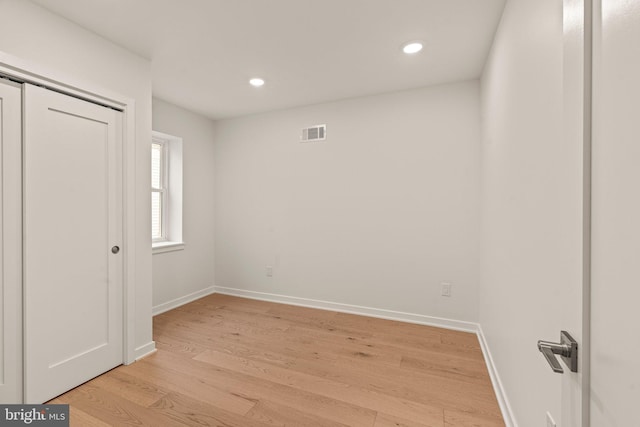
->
[537,330,578,374]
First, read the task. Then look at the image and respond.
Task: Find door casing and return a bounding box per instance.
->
[561,0,593,425]
[0,77,23,404]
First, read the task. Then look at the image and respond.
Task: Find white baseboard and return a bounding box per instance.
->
[213,286,478,333]
[133,341,156,361]
[152,285,216,316]
[477,325,518,427]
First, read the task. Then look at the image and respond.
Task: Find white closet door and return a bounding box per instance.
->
[0,79,22,403]
[24,84,123,403]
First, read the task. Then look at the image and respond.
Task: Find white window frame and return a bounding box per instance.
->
[151,138,168,242]
[152,131,184,254]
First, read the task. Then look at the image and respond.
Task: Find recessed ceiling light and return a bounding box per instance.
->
[402,41,423,54]
[249,78,265,87]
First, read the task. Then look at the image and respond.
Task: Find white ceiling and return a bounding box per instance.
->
[30,0,506,120]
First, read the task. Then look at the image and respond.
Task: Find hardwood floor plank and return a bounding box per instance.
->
[287,323,482,362]
[364,331,483,361]
[154,333,210,356]
[150,392,269,427]
[169,306,291,332]
[174,293,273,315]
[264,300,340,322]
[57,385,185,427]
[50,294,503,426]
[440,332,482,350]
[245,400,352,427]
[86,369,168,407]
[48,398,112,427]
[136,350,379,427]
[400,354,492,384]
[68,407,113,427]
[194,347,497,410]
[157,310,290,341]
[116,357,257,416]
[192,348,445,426]
[206,324,403,369]
[195,340,495,407]
[374,412,440,427]
[444,409,505,427]
[334,312,444,338]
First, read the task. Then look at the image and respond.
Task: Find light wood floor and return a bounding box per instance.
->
[50,294,505,426]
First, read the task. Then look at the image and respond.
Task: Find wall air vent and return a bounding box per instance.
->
[301,124,326,142]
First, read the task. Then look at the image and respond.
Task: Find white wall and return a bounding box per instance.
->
[214,81,481,322]
[0,0,154,356]
[480,0,583,425]
[152,98,216,310]
[591,0,640,424]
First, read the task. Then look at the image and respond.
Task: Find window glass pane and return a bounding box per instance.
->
[151,142,162,189]
[151,191,162,240]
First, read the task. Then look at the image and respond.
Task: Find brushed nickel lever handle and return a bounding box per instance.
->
[537,341,568,373]
[537,331,578,374]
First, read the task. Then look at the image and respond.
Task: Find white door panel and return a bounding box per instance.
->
[0,79,22,404]
[591,0,640,425]
[24,84,123,403]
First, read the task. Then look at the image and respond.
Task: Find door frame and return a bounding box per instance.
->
[560,0,593,425]
[0,77,24,403]
[0,51,138,366]
[582,1,592,424]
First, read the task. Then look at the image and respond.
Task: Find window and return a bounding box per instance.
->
[151,131,184,253]
[151,140,166,241]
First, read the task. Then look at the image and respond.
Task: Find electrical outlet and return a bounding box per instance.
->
[266,265,273,277]
[546,412,556,427]
[441,282,451,297]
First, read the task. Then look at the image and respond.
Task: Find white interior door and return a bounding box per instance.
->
[590,0,640,425]
[24,83,123,404]
[0,78,22,404]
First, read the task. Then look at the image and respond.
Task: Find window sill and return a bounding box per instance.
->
[152,241,185,254]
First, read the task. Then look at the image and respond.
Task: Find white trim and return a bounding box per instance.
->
[0,78,24,403]
[152,241,185,254]
[476,324,518,427]
[153,286,216,316]
[133,342,157,361]
[212,286,478,333]
[0,51,126,110]
[151,138,168,241]
[152,130,181,142]
[151,130,183,246]
[122,100,137,365]
[0,50,138,365]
